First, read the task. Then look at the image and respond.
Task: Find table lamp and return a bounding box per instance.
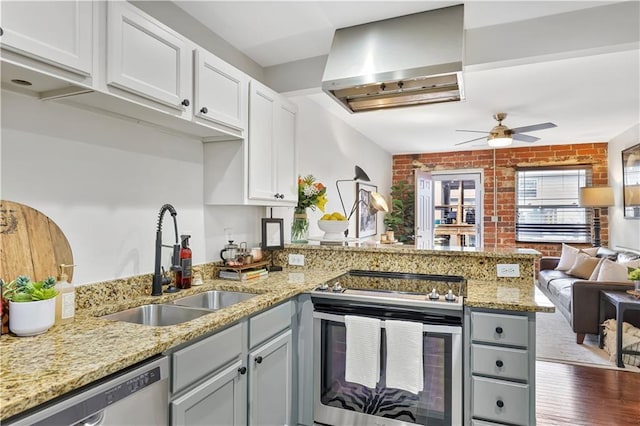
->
[579,186,614,247]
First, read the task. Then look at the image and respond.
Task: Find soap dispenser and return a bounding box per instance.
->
[176,235,192,289]
[54,264,75,324]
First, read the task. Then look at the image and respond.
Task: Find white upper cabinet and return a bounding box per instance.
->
[194,49,247,133]
[0,0,93,76]
[247,80,297,205]
[106,1,191,113]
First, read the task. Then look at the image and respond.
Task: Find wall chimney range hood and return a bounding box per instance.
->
[321,5,465,113]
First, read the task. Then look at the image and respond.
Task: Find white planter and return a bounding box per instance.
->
[9,298,55,337]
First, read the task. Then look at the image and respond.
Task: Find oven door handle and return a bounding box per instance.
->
[313,311,462,334]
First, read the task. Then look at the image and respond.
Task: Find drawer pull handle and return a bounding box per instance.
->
[496,360,504,368]
[200,107,208,114]
[496,400,504,408]
[181,99,190,107]
[255,356,263,364]
[495,326,504,334]
[238,366,247,375]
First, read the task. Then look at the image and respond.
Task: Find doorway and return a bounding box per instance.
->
[416,170,483,248]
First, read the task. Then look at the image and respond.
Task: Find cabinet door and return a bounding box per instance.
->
[0,1,92,75]
[194,49,247,132]
[107,1,190,111]
[274,101,298,204]
[248,80,277,201]
[171,359,247,426]
[249,330,292,426]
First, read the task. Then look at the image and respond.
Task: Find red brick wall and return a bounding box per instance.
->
[393,143,609,256]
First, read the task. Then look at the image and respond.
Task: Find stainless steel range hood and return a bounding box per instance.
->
[322,5,464,113]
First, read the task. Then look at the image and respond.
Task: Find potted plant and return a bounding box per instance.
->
[2,275,58,336]
[383,180,415,244]
[629,268,640,292]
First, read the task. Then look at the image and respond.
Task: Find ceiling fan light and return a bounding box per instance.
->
[487,135,513,147]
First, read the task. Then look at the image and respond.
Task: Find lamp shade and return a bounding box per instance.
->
[487,135,512,147]
[370,192,389,213]
[579,186,614,207]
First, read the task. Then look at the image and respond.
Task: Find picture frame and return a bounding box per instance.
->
[622,143,640,219]
[356,182,377,238]
[261,218,284,249]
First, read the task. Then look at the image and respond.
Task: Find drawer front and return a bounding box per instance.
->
[249,301,292,348]
[472,344,529,381]
[172,322,243,393]
[471,311,529,347]
[472,376,530,426]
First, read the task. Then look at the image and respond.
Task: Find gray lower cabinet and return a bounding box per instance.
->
[171,359,247,425]
[168,300,295,426]
[248,329,293,426]
[465,308,536,426]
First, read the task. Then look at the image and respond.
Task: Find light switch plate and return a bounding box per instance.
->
[288,254,305,266]
[497,264,520,277]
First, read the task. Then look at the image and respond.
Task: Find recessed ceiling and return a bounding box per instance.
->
[174,1,639,154]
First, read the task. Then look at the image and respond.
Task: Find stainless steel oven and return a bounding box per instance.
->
[312,271,464,426]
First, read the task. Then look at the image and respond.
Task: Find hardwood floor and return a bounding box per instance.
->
[536,360,640,425]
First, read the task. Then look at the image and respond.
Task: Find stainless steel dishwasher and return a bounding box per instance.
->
[5,356,169,426]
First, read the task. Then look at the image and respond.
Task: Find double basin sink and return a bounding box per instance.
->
[101,291,258,327]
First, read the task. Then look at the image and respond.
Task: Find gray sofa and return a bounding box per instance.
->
[537,247,640,344]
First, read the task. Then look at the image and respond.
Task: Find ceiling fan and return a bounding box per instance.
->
[455,113,557,147]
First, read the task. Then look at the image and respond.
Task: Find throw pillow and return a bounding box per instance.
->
[581,247,599,257]
[589,257,605,281]
[597,259,632,283]
[555,243,580,271]
[567,252,601,279]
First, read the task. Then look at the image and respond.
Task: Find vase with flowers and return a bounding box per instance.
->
[2,275,58,336]
[292,175,327,243]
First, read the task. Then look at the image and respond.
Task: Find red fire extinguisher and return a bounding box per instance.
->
[176,234,192,289]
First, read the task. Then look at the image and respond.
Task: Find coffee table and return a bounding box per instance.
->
[598,290,640,368]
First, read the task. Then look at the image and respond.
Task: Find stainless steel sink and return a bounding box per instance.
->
[172,290,258,311]
[101,304,212,326]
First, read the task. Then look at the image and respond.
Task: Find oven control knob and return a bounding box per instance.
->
[332,283,343,292]
[428,288,440,300]
[445,289,456,302]
[318,283,329,291]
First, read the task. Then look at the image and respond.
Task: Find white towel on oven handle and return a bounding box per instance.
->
[385,319,424,394]
[344,315,381,388]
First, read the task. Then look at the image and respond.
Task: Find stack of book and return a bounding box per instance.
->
[219,268,268,281]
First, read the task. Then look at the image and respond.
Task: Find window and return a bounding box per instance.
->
[516,167,591,243]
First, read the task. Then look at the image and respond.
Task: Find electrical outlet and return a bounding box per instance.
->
[288,254,305,266]
[497,264,520,277]
[491,216,499,222]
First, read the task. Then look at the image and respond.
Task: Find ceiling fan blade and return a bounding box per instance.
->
[455,136,488,146]
[512,133,540,143]
[510,122,557,134]
[456,129,490,134]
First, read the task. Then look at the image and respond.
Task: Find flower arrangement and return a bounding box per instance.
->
[292,175,327,243]
[2,275,58,302]
[296,175,327,214]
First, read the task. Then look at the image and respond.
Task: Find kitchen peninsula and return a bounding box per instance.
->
[0,245,553,425]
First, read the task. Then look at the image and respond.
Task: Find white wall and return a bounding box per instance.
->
[1,91,263,285]
[1,91,390,284]
[608,123,640,251]
[273,97,393,240]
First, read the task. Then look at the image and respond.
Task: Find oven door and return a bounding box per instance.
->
[313,311,462,426]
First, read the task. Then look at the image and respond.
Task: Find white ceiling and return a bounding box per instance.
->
[174,1,639,154]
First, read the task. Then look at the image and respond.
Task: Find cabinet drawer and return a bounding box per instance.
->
[472,376,529,426]
[249,301,292,348]
[472,344,529,381]
[471,311,528,347]
[172,322,243,393]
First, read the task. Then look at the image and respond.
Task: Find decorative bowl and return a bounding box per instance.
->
[318,220,349,240]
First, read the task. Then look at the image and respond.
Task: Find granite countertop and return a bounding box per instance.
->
[0,269,553,420]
